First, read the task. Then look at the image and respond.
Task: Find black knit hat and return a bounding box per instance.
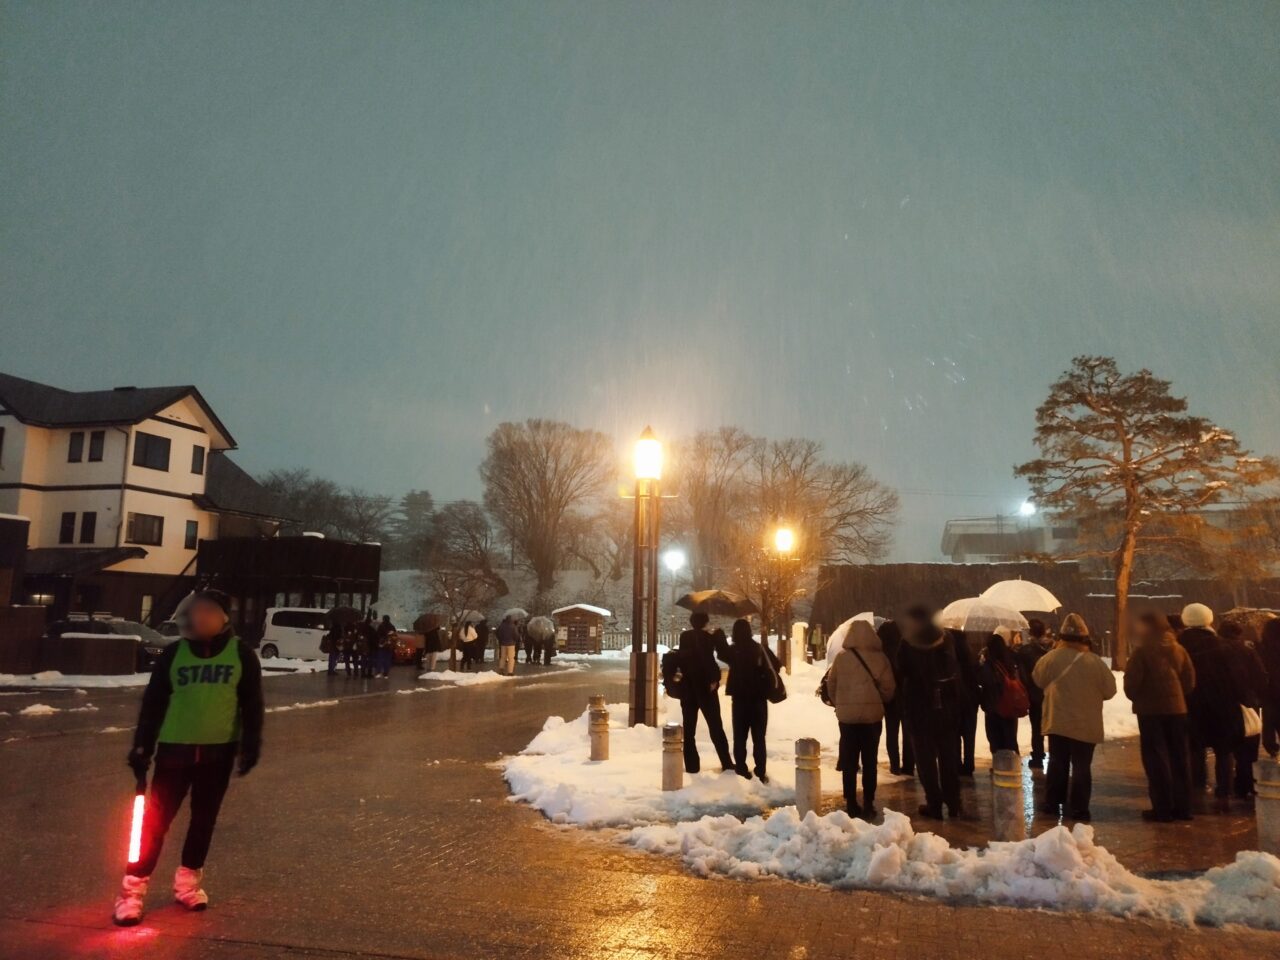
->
[191,589,231,616]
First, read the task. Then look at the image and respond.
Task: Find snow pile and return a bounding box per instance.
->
[266,699,339,713]
[627,808,1280,929]
[18,703,59,716]
[421,669,517,687]
[0,671,150,689]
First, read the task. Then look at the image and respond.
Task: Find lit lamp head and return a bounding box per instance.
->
[634,426,662,481]
[1018,500,1037,518]
[774,526,795,555]
[663,548,686,573]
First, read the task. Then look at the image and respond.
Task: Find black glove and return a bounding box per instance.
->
[237,747,259,777]
[126,747,150,783]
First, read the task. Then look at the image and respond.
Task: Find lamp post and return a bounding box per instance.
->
[770,525,796,672]
[630,427,662,727]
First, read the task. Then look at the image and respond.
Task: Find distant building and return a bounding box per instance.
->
[940,516,1077,563]
[0,372,285,621]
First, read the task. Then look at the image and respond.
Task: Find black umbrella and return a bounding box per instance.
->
[413,612,442,633]
[327,605,362,628]
[675,589,759,618]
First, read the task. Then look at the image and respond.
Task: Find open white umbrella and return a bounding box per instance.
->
[502,607,530,621]
[980,579,1061,612]
[935,598,1028,634]
[825,612,885,666]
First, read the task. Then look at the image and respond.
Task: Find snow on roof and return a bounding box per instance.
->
[552,604,612,618]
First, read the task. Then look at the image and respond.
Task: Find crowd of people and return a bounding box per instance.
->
[322,612,401,679]
[670,600,1280,828]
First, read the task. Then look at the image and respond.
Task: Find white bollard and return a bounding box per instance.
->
[795,738,821,817]
[662,723,684,792]
[589,697,609,762]
[991,749,1025,841]
[1256,758,1280,855]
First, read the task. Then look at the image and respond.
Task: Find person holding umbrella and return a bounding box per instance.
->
[674,611,733,774]
[111,589,263,926]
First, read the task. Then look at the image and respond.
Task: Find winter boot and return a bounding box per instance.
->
[112,874,149,926]
[173,866,209,911]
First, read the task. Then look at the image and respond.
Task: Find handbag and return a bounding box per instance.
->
[762,647,788,704]
[818,668,834,706]
[1242,705,1263,738]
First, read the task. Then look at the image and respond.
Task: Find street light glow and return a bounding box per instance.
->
[774,526,795,554]
[663,548,686,573]
[634,426,662,481]
[1018,500,1037,517]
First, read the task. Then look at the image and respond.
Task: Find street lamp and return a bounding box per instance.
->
[773,526,795,555]
[630,426,663,726]
[767,524,797,672]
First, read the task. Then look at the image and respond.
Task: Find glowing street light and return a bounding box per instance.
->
[773,526,795,555]
[1018,500,1037,518]
[634,426,662,481]
[663,548,686,573]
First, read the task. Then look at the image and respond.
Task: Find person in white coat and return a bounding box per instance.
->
[826,620,896,818]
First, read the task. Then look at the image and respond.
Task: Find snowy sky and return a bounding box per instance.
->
[3,1,1278,561]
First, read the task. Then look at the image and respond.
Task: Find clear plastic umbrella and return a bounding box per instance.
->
[825,612,885,666]
[980,580,1061,612]
[502,607,529,621]
[935,598,1029,634]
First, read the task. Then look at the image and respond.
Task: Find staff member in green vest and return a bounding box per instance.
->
[112,589,264,926]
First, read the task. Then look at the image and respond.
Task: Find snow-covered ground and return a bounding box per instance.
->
[0,658,330,690]
[629,809,1280,929]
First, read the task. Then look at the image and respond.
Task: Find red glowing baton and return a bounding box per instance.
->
[127,776,146,865]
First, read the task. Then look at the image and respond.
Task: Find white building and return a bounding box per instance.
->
[0,372,283,621]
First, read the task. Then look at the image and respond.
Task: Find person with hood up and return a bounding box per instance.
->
[895,605,965,820]
[1033,613,1116,822]
[876,620,913,776]
[112,590,264,926]
[674,612,733,774]
[1016,619,1054,769]
[1123,611,1196,821]
[976,627,1023,754]
[1178,603,1246,807]
[826,619,896,817]
[723,618,782,782]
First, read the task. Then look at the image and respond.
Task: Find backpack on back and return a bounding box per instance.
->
[994,662,1030,719]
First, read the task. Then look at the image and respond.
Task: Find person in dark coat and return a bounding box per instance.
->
[950,630,981,777]
[473,618,490,665]
[896,606,965,820]
[674,612,733,774]
[1260,618,1280,759]
[877,620,913,776]
[1016,618,1054,769]
[723,618,781,782]
[375,614,396,678]
[1178,603,1245,807]
[1219,621,1267,798]
[1124,611,1196,821]
[422,625,444,673]
[357,613,377,678]
[976,628,1022,754]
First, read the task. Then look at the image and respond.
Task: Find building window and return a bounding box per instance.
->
[88,430,105,462]
[140,595,153,624]
[126,512,164,546]
[80,511,97,544]
[132,432,171,471]
[185,519,199,550]
[191,445,205,475]
[68,431,85,462]
[58,511,76,544]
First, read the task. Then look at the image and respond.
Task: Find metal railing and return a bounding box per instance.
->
[600,630,680,651]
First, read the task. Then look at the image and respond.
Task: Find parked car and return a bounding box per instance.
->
[393,629,424,665]
[44,616,172,670]
[157,620,181,638]
[259,607,330,660]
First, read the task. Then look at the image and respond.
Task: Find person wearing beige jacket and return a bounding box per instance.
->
[826,620,896,818]
[1032,614,1117,822]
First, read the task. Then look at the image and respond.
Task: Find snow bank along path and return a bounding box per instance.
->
[501,659,1279,929]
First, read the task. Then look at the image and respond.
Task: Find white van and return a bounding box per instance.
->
[259,607,330,660]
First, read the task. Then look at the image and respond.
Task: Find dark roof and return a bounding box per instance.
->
[196,451,289,522]
[0,371,235,446]
[25,546,147,577]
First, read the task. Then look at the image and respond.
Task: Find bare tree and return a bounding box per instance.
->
[259,468,349,537]
[1016,356,1278,666]
[341,487,395,544]
[668,427,757,589]
[480,419,613,592]
[425,501,507,667]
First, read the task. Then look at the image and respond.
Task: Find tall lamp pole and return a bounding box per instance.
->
[772,525,795,671]
[630,426,662,727]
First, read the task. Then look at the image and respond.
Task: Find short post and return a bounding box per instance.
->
[589,697,609,762]
[1255,758,1280,854]
[795,738,821,817]
[662,723,683,791]
[991,749,1025,841]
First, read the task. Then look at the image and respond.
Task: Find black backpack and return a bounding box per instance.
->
[661,648,687,700]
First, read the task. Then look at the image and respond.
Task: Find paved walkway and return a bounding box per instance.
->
[0,661,1274,959]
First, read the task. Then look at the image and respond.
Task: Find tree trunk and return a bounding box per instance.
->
[1112,531,1137,670]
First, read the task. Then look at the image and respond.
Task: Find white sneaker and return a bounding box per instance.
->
[112,874,149,926]
[173,866,208,911]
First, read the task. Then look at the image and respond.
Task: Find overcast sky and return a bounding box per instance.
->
[3,1,1278,560]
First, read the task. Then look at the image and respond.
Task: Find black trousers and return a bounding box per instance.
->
[983,711,1019,753]
[730,698,768,777]
[1189,729,1237,798]
[1234,734,1260,797]
[958,701,979,775]
[1027,699,1045,762]
[838,721,882,809]
[129,750,236,878]
[909,719,960,813]
[680,689,733,773]
[1137,714,1192,818]
[1045,734,1096,816]
[884,700,913,774]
